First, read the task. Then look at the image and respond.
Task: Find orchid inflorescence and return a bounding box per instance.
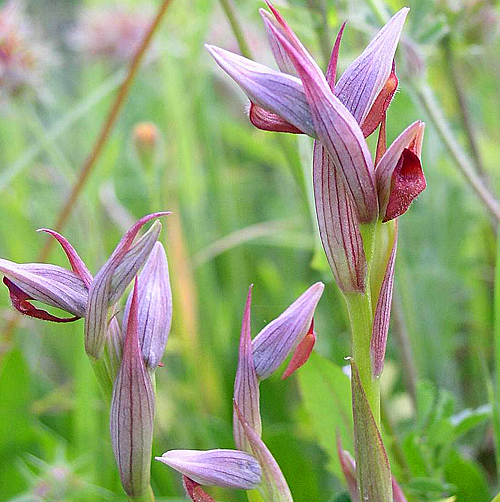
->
[1,213,172,497]
[1,1,426,500]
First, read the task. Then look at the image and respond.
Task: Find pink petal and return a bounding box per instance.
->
[382,148,426,222]
[3,277,80,323]
[249,102,303,134]
[37,228,93,287]
[233,285,261,451]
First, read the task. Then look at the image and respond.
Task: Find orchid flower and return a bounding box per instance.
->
[0,214,173,498]
[206,2,425,385]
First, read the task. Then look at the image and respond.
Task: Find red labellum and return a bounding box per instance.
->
[361,62,398,138]
[383,148,426,222]
[182,476,217,502]
[249,102,303,134]
[281,319,316,379]
[3,277,80,323]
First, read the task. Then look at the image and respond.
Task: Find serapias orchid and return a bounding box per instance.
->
[206,3,425,293]
[0,213,169,360]
[157,282,323,502]
[207,3,425,390]
[1,214,173,498]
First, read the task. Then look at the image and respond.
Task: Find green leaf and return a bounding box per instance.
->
[297,352,353,477]
[450,405,491,439]
[408,477,453,495]
[351,360,392,502]
[444,450,490,502]
[401,433,429,477]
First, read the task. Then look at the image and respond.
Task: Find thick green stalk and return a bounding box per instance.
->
[128,485,156,502]
[346,291,380,424]
[345,220,381,424]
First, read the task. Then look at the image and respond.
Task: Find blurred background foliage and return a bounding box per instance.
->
[0,0,500,500]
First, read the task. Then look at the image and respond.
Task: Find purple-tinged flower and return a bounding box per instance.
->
[233,285,261,452]
[156,449,262,490]
[122,242,172,371]
[110,279,155,498]
[206,5,426,296]
[0,260,88,321]
[251,282,324,380]
[85,212,169,359]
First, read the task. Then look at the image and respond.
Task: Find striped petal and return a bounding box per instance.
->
[313,141,367,293]
[233,286,261,451]
[122,242,172,371]
[251,282,324,380]
[335,8,409,126]
[85,213,167,359]
[370,222,397,377]
[0,259,87,318]
[206,45,316,138]
[266,21,378,222]
[156,449,261,490]
[110,279,155,497]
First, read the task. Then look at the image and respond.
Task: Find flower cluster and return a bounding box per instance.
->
[0,213,172,498]
[156,282,324,500]
[205,3,426,500]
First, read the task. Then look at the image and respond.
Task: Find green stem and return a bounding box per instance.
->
[492,230,500,480]
[346,291,379,424]
[128,485,156,502]
[217,0,252,59]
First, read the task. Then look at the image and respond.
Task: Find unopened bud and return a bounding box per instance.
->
[133,122,161,173]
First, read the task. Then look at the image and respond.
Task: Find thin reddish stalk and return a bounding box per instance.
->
[40,0,173,260]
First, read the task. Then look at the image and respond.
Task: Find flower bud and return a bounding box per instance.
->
[156,449,262,490]
[133,122,161,173]
[123,242,172,371]
[85,213,168,359]
[251,282,324,380]
[110,279,155,497]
